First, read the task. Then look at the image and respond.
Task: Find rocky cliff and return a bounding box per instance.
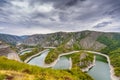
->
[0,30,120,51]
[23,31,119,51]
[0,41,20,61]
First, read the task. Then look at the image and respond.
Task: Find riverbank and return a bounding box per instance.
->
[24,49,119,80]
[24,49,49,63]
[69,57,72,70]
[81,56,96,72]
[86,51,120,80]
[43,51,80,68]
[25,50,95,70]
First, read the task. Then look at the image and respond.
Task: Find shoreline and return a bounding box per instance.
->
[43,51,80,68]
[24,49,119,80]
[81,56,96,72]
[86,51,120,80]
[69,57,72,70]
[24,49,49,63]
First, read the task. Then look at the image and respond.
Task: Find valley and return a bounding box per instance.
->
[0,30,120,80]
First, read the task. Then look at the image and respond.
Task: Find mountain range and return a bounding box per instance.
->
[0,30,120,80]
[0,30,120,52]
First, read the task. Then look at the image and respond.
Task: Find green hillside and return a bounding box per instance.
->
[0,56,93,80]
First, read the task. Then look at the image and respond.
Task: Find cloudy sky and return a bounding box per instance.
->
[0,0,120,35]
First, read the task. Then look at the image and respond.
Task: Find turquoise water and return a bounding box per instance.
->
[88,56,111,80]
[27,50,49,67]
[52,56,70,69]
[27,50,111,80]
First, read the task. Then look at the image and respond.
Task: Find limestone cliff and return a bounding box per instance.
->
[0,41,20,61]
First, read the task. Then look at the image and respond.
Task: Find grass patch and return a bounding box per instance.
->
[0,74,5,80]
[65,51,94,69]
[109,48,120,77]
[0,56,93,80]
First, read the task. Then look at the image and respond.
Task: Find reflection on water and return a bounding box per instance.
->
[88,56,111,80]
[27,50,111,80]
[28,50,49,67]
[52,56,70,69]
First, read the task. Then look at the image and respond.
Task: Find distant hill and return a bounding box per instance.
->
[1,30,120,53]
[22,30,120,52]
[1,31,120,79]
[0,33,23,44]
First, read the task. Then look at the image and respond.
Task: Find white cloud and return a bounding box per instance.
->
[0,27,5,30]
[5,27,54,35]
[37,4,53,13]
[11,1,29,8]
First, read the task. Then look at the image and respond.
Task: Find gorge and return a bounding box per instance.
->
[0,30,120,80]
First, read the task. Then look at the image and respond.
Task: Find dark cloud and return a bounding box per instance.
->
[0,0,120,35]
[93,22,112,28]
[0,0,8,6]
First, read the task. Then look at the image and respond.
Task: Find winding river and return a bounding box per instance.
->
[27,50,111,80]
[27,50,49,67]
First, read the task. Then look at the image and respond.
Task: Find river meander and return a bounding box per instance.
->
[27,50,111,80]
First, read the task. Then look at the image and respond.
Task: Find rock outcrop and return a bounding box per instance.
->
[0,41,20,61]
[22,31,110,51]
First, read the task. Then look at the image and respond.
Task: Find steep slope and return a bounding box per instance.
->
[23,30,113,51]
[0,41,20,61]
[1,31,120,79]
[0,56,93,80]
[23,32,72,46]
[22,30,120,79]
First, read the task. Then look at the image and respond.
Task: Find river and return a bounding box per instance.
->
[27,50,111,80]
[87,55,111,80]
[52,56,71,69]
[27,50,49,67]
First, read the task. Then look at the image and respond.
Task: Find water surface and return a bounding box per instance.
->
[88,55,111,80]
[28,50,49,67]
[52,56,71,69]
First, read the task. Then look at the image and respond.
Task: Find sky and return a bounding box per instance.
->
[0,0,120,35]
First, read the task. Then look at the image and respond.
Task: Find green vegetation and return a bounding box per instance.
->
[0,74,5,80]
[0,56,93,80]
[57,51,94,80]
[97,34,120,54]
[45,31,91,64]
[95,55,107,63]
[109,48,120,77]
[20,47,44,61]
[65,51,94,80]
[97,34,120,77]
[19,44,38,49]
[45,45,72,64]
[65,51,94,69]
[45,43,82,64]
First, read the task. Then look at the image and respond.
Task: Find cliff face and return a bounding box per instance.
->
[79,31,106,50]
[0,31,120,51]
[22,31,115,51]
[0,41,20,61]
[23,32,70,47]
